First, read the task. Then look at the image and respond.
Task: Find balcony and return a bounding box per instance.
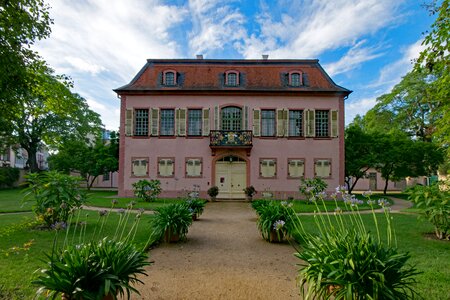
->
[210,130,253,155]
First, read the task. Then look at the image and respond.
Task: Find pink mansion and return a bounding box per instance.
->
[114,58,351,199]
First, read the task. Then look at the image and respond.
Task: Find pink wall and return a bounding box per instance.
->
[119,95,343,198]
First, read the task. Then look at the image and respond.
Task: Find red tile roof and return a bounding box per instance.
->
[115,59,351,96]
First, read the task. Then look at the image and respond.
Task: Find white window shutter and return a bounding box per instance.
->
[125,109,133,136]
[202,108,210,136]
[331,110,339,137]
[214,106,220,130]
[253,109,260,137]
[151,108,159,136]
[305,109,315,137]
[243,106,249,130]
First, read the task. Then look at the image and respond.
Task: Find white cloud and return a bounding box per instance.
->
[324,40,384,76]
[345,97,377,125]
[65,56,107,75]
[188,0,247,56]
[239,0,402,59]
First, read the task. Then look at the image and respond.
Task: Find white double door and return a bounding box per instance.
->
[215,161,246,199]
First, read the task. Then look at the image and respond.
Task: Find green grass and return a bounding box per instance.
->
[0,210,155,299]
[85,190,186,210]
[292,213,450,299]
[0,188,33,213]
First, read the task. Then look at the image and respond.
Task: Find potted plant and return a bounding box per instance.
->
[34,238,150,300]
[244,185,257,201]
[256,201,294,243]
[151,203,193,243]
[185,199,207,220]
[207,186,219,202]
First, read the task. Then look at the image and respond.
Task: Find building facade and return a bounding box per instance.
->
[115,58,351,199]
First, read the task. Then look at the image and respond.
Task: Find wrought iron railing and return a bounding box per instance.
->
[209,130,252,147]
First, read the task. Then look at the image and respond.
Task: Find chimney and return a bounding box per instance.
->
[262,54,269,60]
[196,54,203,59]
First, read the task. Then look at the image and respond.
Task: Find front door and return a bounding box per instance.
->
[215,156,246,199]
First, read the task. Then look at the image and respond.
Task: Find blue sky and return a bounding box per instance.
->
[34,0,436,130]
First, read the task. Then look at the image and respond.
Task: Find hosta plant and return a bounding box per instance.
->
[151,203,193,242]
[293,187,419,299]
[256,201,295,242]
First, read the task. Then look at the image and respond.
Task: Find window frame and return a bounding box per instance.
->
[160,108,175,136]
[315,110,330,138]
[259,158,277,178]
[131,157,149,178]
[261,109,276,137]
[314,158,332,179]
[157,157,175,178]
[288,71,303,87]
[288,109,304,137]
[187,108,203,136]
[134,108,149,136]
[185,157,203,178]
[225,70,240,87]
[162,70,177,86]
[221,106,242,131]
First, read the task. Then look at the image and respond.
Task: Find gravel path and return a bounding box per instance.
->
[137,202,300,300]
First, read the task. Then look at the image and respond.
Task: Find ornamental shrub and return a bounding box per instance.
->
[132,179,161,202]
[406,180,449,240]
[23,171,86,227]
[0,167,20,188]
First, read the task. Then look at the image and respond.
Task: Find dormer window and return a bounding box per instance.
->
[288,71,302,87]
[225,70,239,86]
[163,70,177,86]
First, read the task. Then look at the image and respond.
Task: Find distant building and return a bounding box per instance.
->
[114,58,351,199]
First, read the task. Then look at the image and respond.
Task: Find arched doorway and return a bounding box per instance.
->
[215,155,246,199]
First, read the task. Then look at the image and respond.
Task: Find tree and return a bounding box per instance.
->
[49,133,119,190]
[344,124,379,193]
[415,0,450,150]
[0,0,53,146]
[374,133,443,194]
[8,62,102,172]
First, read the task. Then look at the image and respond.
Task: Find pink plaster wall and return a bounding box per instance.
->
[119,95,343,198]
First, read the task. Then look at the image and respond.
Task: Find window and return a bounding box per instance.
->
[315,110,329,137]
[186,158,202,177]
[158,158,174,177]
[160,109,175,136]
[288,159,305,178]
[260,159,276,178]
[261,109,276,137]
[187,109,202,136]
[225,71,239,86]
[221,106,242,131]
[315,159,331,178]
[103,172,110,181]
[134,109,149,136]
[289,72,302,86]
[163,71,176,86]
[132,158,148,177]
[288,110,303,137]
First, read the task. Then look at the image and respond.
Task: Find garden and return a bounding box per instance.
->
[0,174,449,299]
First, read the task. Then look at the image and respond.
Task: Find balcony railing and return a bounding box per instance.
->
[209,130,253,148]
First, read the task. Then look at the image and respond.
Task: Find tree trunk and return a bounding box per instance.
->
[383,175,389,195]
[23,145,40,173]
[87,175,98,191]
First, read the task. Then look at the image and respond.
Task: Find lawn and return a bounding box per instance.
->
[0,210,155,299]
[0,188,33,213]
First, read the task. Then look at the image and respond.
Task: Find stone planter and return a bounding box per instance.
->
[164,228,180,243]
[192,213,198,221]
[269,229,285,243]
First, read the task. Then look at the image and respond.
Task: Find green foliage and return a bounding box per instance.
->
[49,135,119,190]
[251,199,271,215]
[299,177,327,198]
[0,167,20,188]
[132,179,161,202]
[256,201,296,242]
[293,187,420,299]
[23,171,86,227]
[207,186,219,198]
[244,185,257,197]
[150,203,193,243]
[33,238,150,300]
[184,199,206,218]
[406,180,450,240]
